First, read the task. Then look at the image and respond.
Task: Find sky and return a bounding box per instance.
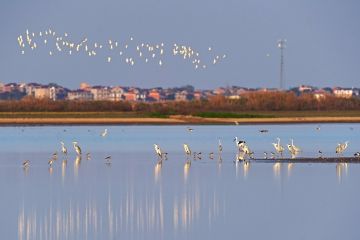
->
[0,0,359,89]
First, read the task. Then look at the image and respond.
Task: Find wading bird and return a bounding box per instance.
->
[101,129,108,137]
[22,160,30,168]
[218,139,223,153]
[154,144,163,160]
[287,139,301,158]
[72,142,82,155]
[183,144,191,158]
[272,138,284,157]
[234,137,246,151]
[336,141,349,156]
[60,141,67,155]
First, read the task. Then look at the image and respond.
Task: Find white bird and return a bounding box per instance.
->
[272,137,284,157]
[336,141,349,156]
[183,144,191,157]
[354,152,360,157]
[154,144,163,159]
[218,139,223,153]
[72,142,82,155]
[287,139,300,156]
[60,141,67,155]
[101,129,108,137]
[22,160,30,168]
[234,137,246,150]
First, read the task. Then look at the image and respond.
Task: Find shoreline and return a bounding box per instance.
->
[1,116,360,125]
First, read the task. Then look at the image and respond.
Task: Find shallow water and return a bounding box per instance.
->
[1,124,359,240]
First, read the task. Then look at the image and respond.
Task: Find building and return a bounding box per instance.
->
[90,86,112,101]
[34,87,51,99]
[68,90,94,100]
[333,88,360,98]
[110,86,125,101]
[148,89,163,101]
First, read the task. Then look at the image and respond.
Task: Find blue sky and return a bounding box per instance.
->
[1,0,359,89]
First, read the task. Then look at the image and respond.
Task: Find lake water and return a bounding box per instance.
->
[1,124,359,240]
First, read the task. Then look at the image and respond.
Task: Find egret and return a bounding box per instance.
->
[60,141,67,155]
[234,137,246,150]
[272,138,284,157]
[336,141,349,156]
[72,142,82,155]
[154,144,163,159]
[218,139,223,153]
[48,159,54,166]
[290,139,301,153]
[101,129,108,137]
[183,144,191,157]
[22,160,30,168]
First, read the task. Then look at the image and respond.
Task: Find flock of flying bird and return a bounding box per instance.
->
[17,28,226,70]
[21,127,359,170]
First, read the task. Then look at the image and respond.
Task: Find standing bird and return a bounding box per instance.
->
[101,129,108,137]
[183,144,191,157]
[154,144,163,160]
[272,138,284,157]
[336,141,349,156]
[72,142,82,155]
[22,160,30,169]
[218,139,223,153]
[234,137,246,151]
[290,139,301,153]
[60,141,67,155]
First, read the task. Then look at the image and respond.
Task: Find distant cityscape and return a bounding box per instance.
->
[0,82,359,102]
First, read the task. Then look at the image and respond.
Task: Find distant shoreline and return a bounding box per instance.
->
[1,116,360,125]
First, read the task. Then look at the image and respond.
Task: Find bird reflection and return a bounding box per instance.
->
[17,185,224,240]
[74,155,81,177]
[61,159,67,179]
[184,160,191,182]
[336,163,348,183]
[243,161,250,178]
[154,160,162,183]
[273,162,281,178]
[287,163,294,177]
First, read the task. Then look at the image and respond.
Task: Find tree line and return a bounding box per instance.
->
[0,92,359,113]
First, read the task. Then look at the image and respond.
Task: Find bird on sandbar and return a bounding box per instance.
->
[336,141,349,156]
[272,138,284,157]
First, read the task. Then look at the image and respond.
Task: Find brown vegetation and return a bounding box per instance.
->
[0,92,360,114]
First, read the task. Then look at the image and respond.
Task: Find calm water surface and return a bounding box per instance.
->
[1,124,359,240]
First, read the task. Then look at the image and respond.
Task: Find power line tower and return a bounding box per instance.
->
[277,39,286,90]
